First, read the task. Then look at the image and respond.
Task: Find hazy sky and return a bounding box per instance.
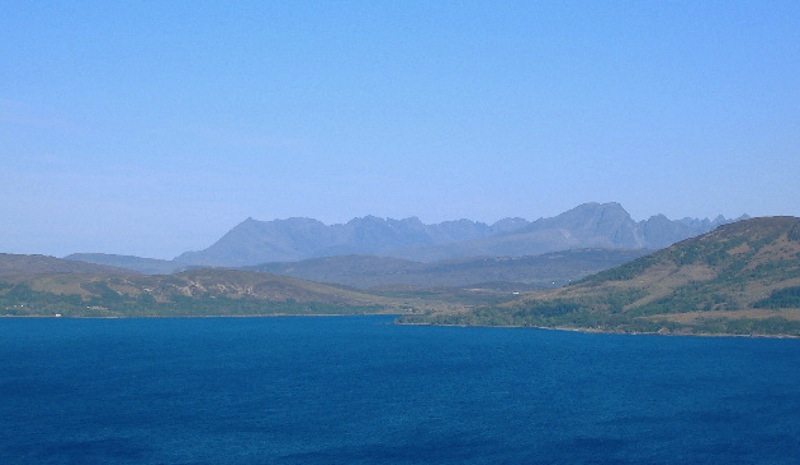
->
[2,1,798,259]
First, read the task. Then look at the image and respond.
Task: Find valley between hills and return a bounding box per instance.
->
[3,203,800,336]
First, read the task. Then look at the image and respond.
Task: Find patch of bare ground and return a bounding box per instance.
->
[648,308,800,323]
[748,234,800,268]
[636,263,716,296]
[551,262,717,309]
[734,277,800,306]
[28,274,95,297]
[727,242,752,255]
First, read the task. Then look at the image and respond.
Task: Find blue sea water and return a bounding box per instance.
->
[1,316,799,465]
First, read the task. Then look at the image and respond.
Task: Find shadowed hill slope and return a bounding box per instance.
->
[250,249,653,290]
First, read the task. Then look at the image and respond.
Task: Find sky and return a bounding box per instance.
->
[2,1,798,259]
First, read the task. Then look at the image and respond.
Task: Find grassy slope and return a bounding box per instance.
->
[1,248,652,318]
[400,217,800,336]
[0,258,434,317]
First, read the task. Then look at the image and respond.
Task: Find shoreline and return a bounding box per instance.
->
[393,320,800,339]
[4,313,799,339]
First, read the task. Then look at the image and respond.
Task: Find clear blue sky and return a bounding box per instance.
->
[2,1,798,259]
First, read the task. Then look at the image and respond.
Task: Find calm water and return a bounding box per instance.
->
[1,316,799,465]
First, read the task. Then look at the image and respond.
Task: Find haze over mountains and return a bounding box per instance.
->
[249,248,653,291]
[71,202,740,271]
[61,202,743,291]
[177,202,739,266]
[10,210,800,336]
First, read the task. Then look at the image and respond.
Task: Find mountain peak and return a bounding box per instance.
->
[172,204,741,267]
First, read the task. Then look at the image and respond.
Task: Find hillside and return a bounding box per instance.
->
[399,217,800,336]
[251,248,653,290]
[64,253,187,275]
[171,203,738,267]
[0,253,135,276]
[0,254,422,317]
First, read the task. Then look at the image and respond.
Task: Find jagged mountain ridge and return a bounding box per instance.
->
[174,202,741,267]
[174,215,507,266]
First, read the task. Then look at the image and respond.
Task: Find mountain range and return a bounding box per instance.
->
[7,213,800,336]
[176,202,738,266]
[68,202,743,273]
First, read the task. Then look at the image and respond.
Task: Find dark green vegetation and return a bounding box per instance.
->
[399,217,800,336]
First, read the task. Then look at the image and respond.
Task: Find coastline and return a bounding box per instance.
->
[392,319,800,339]
[4,312,799,339]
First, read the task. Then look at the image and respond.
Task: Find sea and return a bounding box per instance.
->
[1,316,799,465]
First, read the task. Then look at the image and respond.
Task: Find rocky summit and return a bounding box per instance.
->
[173,202,740,267]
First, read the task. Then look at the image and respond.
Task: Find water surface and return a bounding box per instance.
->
[1,316,798,464]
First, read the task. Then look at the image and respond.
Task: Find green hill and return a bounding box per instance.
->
[0,255,423,317]
[0,253,134,276]
[399,217,800,336]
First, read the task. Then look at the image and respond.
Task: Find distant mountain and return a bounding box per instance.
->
[391,203,739,261]
[251,249,653,290]
[400,216,800,336]
[174,203,741,267]
[174,215,509,267]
